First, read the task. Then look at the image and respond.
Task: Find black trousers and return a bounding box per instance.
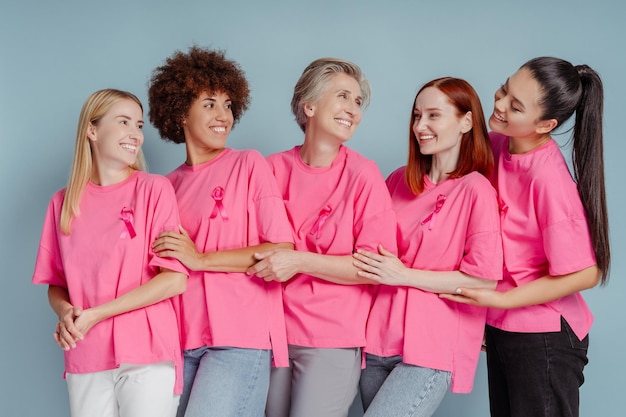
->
[485,318,589,417]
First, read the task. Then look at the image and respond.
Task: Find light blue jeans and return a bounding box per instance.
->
[360,354,451,417]
[177,346,271,417]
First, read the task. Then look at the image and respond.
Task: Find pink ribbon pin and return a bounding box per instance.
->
[310,205,332,239]
[210,186,229,221]
[421,194,446,230]
[120,207,137,239]
[498,196,509,215]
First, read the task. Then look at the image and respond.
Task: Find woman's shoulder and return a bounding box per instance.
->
[463,170,494,186]
[47,187,67,209]
[344,147,383,176]
[135,171,176,193]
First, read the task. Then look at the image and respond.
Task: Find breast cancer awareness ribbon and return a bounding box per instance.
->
[210,186,229,221]
[498,196,509,215]
[120,207,137,239]
[421,194,446,231]
[310,205,332,239]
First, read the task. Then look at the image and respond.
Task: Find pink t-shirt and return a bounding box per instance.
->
[267,145,397,348]
[167,148,293,366]
[366,168,502,393]
[486,132,595,340]
[32,171,188,394]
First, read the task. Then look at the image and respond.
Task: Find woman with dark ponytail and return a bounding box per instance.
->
[443,57,610,417]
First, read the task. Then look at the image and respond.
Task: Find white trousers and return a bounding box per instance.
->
[66,362,179,417]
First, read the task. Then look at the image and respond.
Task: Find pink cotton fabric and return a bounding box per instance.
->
[365,168,503,393]
[486,132,596,340]
[267,145,397,349]
[167,148,293,366]
[32,171,188,394]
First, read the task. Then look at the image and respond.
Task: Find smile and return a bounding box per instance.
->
[334,118,352,127]
[121,144,138,152]
[211,126,227,133]
[492,112,506,123]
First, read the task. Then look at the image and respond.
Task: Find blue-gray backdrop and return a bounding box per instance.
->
[1,0,623,416]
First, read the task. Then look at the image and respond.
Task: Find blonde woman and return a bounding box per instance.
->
[33,89,188,417]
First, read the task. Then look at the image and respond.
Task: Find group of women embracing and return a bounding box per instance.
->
[32,45,610,417]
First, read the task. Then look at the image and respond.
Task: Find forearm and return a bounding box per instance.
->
[499,265,600,309]
[201,242,294,272]
[89,270,187,323]
[47,285,74,318]
[402,269,498,294]
[299,252,373,285]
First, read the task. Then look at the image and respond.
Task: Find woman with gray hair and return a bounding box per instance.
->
[247,58,397,417]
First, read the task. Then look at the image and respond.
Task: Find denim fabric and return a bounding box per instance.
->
[359,354,451,417]
[176,346,271,417]
[266,346,361,417]
[486,317,589,417]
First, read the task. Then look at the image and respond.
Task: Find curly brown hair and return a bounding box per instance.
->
[148,46,251,144]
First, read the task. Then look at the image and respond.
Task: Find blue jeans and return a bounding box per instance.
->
[177,346,271,417]
[359,354,451,417]
[486,318,589,417]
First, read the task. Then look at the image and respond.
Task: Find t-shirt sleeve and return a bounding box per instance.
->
[459,176,503,281]
[247,152,294,246]
[534,174,596,276]
[32,193,66,287]
[353,161,398,255]
[146,178,189,276]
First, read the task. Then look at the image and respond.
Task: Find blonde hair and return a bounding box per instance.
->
[291,58,371,132]
[60,89,146,234]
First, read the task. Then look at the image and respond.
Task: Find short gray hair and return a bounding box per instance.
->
[291,58,371,132]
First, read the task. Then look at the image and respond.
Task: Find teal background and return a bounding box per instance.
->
[1,1,623,415]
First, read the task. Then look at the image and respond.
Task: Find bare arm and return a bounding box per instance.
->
[352,245,497,294]
[440,265,600,308]
[152,225,294,272]
[71,269,187,339]
[247,248,376,285]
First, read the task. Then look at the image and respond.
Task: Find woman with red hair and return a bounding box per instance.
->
[353,77,503,417]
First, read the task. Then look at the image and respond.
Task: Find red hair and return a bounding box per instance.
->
[405,77,493,194]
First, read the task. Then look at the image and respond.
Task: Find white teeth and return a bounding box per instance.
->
[121,144,137,151]
[420,135,435,140]
[212,126,227,133]
[493,112,506,122]
[335,118,352,127]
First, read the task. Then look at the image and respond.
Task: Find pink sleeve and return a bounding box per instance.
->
[459,176,503,281]
[534,176,596,275]
[245,152,294,246]
[32,193,66,287]
[146,178,189,276]
[353,161,397,255]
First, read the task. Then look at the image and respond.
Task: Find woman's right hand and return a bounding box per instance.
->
[152,225,204,271]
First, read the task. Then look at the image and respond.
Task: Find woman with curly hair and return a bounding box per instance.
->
[148,46,294,417]
[247,58,397,417]
[33,89,188,417]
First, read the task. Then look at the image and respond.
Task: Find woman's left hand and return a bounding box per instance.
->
[246,249,299,283]
[352,245,407,286]
[71,307,102,338]
[152,225,204,270]
[439,287,507,308]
